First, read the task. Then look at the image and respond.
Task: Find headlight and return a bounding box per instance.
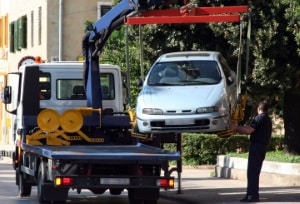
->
[142,108,163,115]
[196,106,219,113]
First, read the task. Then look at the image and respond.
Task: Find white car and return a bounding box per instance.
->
[136,51,237,133]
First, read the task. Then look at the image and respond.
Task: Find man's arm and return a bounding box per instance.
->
[230,124,255,135]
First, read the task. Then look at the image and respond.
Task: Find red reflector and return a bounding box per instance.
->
[160,179,168,186]
[62,177,73,185]
[159,178,174,188]
[55,177,73,186]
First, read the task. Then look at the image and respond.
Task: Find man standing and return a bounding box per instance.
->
[230,101,272,202]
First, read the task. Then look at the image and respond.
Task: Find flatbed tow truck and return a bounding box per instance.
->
[2,0,248,203]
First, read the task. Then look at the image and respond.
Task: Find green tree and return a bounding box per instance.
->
[208,1,300,154]
[283,0,300,49]
[102,26,151,108]
[280,0,300,154]
[101,0,300,153]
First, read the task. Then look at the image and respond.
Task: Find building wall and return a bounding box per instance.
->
[8,0,48,71]
[0,0,9,70]
[61,0,100,61]
[0,0,10,145]
[8,0,110,70]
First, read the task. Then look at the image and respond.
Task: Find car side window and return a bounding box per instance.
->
[219,56,234,85]
[196,61,221,83]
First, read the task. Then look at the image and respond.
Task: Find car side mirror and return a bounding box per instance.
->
[227,76,234,85]
[137,79,144,87]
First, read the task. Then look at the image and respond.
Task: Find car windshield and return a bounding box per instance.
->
[147,60,222,86]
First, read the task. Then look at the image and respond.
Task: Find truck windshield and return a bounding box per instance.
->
[39,73,51,100]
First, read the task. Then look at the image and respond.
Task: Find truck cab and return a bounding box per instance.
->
[3,62,129,146]
[5,62,125,114]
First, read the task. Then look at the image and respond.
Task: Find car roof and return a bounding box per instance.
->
[156,51,221,62]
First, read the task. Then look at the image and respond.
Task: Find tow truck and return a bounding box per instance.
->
[2,0,248,203]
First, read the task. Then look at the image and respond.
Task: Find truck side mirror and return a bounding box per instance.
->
[2,86,12,104]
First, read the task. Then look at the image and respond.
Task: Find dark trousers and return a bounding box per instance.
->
[246,143,267,198]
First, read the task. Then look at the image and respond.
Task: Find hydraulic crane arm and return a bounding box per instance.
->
[82,0,136,109]
[82,0,172,110]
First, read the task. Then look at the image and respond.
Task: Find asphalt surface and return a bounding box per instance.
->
[162,166,300,204]
[1,156,300,204]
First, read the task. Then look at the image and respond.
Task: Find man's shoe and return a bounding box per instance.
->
[240,195,259,202]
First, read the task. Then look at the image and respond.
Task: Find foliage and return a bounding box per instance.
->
[202,1,300,117]
[283,0,300,52]
[164,134,285,165]
[99,0,300,152]
[132,0,300,118]
[228,150,300,163]
[101,27,150,108]
[246,1,299,114]
[265,151,300,163]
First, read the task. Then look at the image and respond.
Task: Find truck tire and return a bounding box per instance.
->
[128,189,159,204]
[37,161,48,203]
[37,161,68,204]
[144,201,157,204]
[17,168,32,197]
[16,164,32,197]
[15,168,19,185]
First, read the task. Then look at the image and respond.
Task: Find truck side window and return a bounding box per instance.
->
[57,79,83,100]
[71,85,86,99]
[56,74,115,100]
[39,73,51,100]
[100,73,115,100]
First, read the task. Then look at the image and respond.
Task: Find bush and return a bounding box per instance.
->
[164,133,284,165]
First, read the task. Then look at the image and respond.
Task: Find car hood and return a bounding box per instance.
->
[138,84,225,110]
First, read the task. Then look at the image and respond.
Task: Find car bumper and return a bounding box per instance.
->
[136,113,230,133]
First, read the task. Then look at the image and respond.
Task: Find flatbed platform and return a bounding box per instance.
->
[21,143,180,162]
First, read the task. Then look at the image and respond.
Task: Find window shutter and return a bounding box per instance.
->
[21,15,27,48]
[14,21,18,51]
[9,22,14,53]
[17,17,22,50]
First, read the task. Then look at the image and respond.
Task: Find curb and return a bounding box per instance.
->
[0,156,11,164]
[215,155,300,186]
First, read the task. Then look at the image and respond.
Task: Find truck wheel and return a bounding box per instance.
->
[144,201,157,204]
[12,151,17,170]
[109,188,122,195]
[128,198,157,204]
[15,168,19,185]
[18,168,32,197]
[37,161,48,203]
[128,189,158,204]
[128,189,142,204]
[37,161,68,203]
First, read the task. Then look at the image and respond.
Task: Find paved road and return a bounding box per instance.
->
[163,167,300,204]
[1,156,300,203]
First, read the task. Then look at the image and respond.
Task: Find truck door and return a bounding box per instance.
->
[4,72,21,114]
[21,66,40,115]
